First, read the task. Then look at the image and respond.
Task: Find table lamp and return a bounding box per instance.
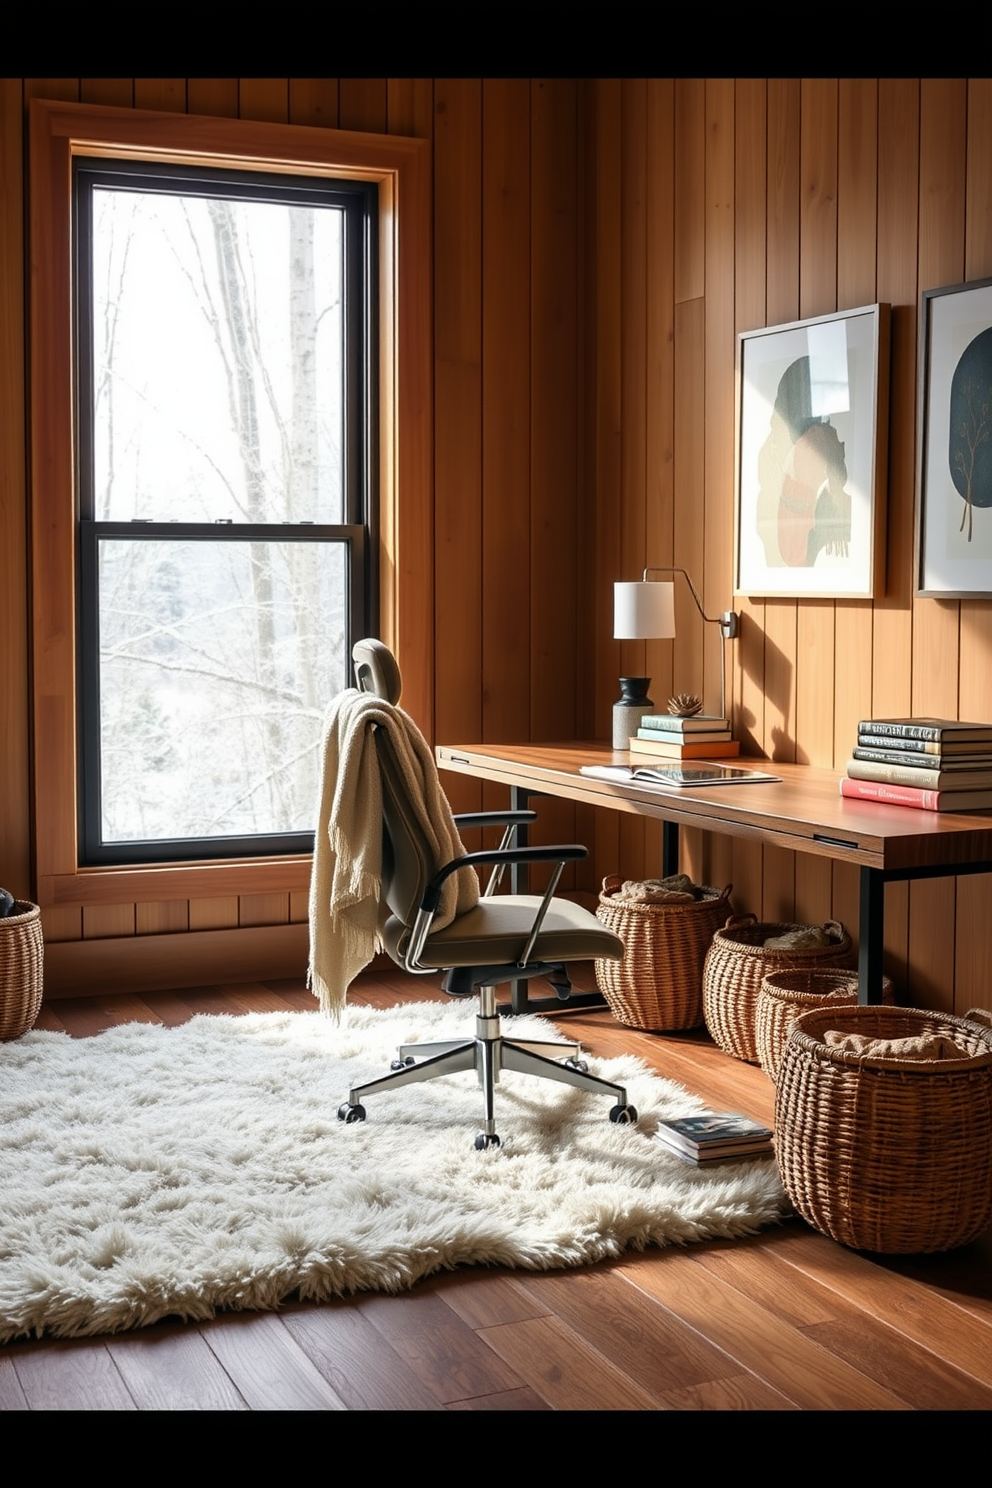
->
[613,567,739,748]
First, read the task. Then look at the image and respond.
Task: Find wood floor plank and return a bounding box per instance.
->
[799,1316,992,1411]
[617,1251,910,1410]
[352,1289,525,1405]
[446,1384,551,1410]
[106,1324,248,1410]
[507,1262,760,1393]
[760,1226,992,1387]
[10,1339,135,1410]
[475,1314,662,1410]
[0,1355,29,1409]
[433,1270,552,1330]
[281,1300,443,1410]
[200,1312,347,1410]
[656,1373,797,1410]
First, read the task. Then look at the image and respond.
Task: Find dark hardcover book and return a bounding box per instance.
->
[655,1112,773,1155]
[857,717,992,743]
[856,732,992,757]
[852,745,992,770]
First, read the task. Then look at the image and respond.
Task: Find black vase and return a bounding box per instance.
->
[612,677,653,750]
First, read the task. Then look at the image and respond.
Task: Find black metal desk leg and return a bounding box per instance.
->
[508,786,531,1013]
[858,866,886,1005]
[662,821,680,878]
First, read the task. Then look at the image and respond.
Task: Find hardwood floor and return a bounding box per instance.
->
[3,967,992,1411]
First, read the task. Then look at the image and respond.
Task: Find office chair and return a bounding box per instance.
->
[338,638,637,1149]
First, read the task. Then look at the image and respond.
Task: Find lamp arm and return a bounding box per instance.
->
[642,567,739,640]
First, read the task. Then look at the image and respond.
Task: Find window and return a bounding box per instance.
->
[74,161,375,863]
[29,101,430,909]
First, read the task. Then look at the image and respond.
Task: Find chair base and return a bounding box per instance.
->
[339,986,637,1146]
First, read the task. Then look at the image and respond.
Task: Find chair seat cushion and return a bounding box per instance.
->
[382,894,624,969]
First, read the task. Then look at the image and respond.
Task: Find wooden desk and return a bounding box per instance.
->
[437,742,992,1006]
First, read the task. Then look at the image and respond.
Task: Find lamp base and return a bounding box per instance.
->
[612,677,654,750]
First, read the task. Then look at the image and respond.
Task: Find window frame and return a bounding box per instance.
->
[74,159,375,867]
[28,99,431,910]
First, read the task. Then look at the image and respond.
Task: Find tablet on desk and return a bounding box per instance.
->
[580,763,782,789]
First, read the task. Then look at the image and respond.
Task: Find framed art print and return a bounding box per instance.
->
[916,277,992,597]
[735,303,889,599]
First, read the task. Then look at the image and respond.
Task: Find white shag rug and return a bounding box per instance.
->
[0,1003,788,1342]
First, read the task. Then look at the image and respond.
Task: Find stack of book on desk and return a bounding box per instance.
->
[654,1112,774,1166]
[841,718,992,812]
[630,713,739,760]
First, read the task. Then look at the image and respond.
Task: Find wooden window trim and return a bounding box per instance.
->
[29,99,431,910]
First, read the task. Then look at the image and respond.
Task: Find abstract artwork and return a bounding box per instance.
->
[735,304,889,598]
[917,277,992,596]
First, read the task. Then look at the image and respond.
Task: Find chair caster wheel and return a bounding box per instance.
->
[475,1132,501,1150]
[563,1056,589,1073]
[338,1102,367,1123]
[609,1104,637,1125]
[390,1056,416,1071]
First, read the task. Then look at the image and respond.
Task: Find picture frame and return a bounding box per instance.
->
[735,303,889,599]
[916,277,992,597]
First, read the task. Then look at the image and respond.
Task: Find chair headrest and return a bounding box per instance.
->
[352,638,403,705]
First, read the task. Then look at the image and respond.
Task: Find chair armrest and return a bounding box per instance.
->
[421,845,587,914]
[405,844,588,976]
[453,809,537,830]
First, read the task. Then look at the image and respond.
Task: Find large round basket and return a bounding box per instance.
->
[775,1005,992,1253]
[0,900,44,1041]
[756,967,894,1083]
[595,877,733,1030]
[702,916,853,1064]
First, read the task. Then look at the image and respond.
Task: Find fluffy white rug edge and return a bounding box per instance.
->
[0,1003,788,1343]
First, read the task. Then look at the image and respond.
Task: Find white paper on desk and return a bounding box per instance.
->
[579,764,781,789]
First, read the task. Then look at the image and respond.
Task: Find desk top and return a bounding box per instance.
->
[436,742,992,875]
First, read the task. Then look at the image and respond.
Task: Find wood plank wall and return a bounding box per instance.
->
[583,78,992,1016]
[2,77,991,1014]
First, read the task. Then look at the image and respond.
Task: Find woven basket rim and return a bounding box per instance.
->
[712,918,850,955]
[788,1005,992,1072]
[598,880,731,917]
[0,900,40,928]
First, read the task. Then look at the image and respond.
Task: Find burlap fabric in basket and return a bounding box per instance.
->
[595,876,733,1030]
[702,915,853,1064]
[756,967,894,1083]
[0,901,44,1041]
[775,1005,992,1253]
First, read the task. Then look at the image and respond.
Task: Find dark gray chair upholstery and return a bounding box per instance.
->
[338,639,636,1148]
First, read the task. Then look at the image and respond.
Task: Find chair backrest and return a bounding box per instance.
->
[352,639,439,937]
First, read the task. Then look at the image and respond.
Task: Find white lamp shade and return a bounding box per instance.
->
[613,580,676,640]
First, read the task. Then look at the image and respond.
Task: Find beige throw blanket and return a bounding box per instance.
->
[307,689,479,1016]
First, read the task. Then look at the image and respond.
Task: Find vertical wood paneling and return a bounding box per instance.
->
[674,80,705,305]
[761,81,801,920]
[237,79,289,124]
[289,80,339,129]
[588,79,622,881]
[433,78,482,822]
[617,80,649,882]
[338,80,388,134]
[530,78,580,875]
[732,78,768,917]
[481,80,531,751]
[908,79,968,1013]
[0,80,30,900]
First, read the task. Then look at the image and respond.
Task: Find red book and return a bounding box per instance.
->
[839,776,992,813]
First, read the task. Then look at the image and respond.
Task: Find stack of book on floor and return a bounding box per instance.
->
[654,1112,774,1166]
[841,718,992,813]
[630,713,739,759]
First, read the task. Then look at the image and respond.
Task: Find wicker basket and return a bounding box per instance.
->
[702,916,854,1064]
[0,900,44,1041]
[756,967,895,1083]
[595,876,733,1030]
[775,1005,992,1253]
